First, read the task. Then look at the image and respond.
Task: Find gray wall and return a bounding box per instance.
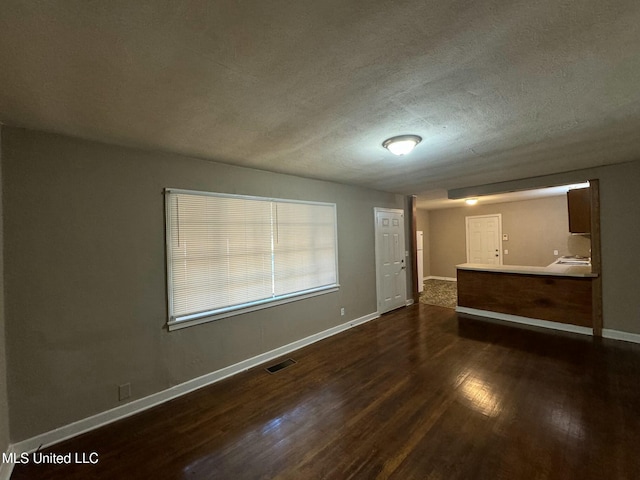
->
[598,160,640,334]
[426,195,589,278]
[1,126,405,442]
[0,127,9,454]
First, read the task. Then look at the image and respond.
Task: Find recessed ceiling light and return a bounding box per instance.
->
[465,198,478,205]
[382,135,422,156]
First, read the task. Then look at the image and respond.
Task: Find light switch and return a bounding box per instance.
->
[504,249,509,255]
[554,250,559,256]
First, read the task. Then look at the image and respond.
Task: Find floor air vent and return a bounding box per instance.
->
[265,358,297,374]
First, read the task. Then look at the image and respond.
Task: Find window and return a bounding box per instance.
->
[165,189,339,330]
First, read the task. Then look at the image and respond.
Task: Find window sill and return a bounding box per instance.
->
[167,285,340,331]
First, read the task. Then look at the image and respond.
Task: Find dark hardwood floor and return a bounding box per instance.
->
[11,304,640,479]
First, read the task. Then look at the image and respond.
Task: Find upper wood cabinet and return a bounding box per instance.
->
[567,187,591,234]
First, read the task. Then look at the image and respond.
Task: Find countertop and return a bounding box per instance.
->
[456,262,598,278]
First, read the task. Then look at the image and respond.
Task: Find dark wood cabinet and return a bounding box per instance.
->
[567,187,591,234]
[457,268,593,327]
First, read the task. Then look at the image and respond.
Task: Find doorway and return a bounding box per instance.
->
[465,214,503,265]
[374,208,407,314]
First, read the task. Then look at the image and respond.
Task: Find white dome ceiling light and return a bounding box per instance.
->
[382,135,422,156]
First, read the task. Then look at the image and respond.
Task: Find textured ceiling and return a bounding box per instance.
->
[1,0,640,198]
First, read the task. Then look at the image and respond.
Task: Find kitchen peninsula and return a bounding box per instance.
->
[456,261,598,332]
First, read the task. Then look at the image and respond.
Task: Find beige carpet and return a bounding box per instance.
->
[419,279,457,309]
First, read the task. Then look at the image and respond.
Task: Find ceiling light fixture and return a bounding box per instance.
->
[382,135,422,156]
[465,198,478,205]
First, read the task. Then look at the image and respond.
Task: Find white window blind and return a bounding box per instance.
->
[165,189,338,329]
[273,201,338,296]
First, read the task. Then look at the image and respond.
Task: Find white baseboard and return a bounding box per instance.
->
[602,329,640,344]
[0,445,15,480]
[426,276,457,282]
[455,306,593,337]
[457,307,640,345]
[10,311,380,455]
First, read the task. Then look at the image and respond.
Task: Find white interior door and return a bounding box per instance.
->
[466,214,503,264]
[375,208,407,314]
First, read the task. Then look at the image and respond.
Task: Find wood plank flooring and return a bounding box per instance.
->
[11,305,640,479]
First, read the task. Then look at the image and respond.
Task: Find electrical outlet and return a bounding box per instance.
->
[340,307,345,316]
[119,383,131,401]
